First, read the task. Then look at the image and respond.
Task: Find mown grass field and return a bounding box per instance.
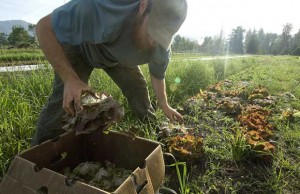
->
[0,50,300,193]
[0,48,46,65]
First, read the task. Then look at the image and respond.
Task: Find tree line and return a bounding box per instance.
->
[1,23,300,56]
[0,24,36,48]
[172,23,300,56]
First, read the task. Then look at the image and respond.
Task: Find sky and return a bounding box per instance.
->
[1,0,299,43]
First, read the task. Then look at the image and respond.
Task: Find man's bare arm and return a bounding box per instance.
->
[150,74,183,123]
[36,14,90,115]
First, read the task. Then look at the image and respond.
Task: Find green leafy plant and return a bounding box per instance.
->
[164,153,190,194]
[231,127,251,162]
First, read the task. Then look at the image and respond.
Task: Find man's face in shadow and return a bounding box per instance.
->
[132,3,156,50]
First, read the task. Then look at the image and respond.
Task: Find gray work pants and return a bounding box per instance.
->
[31,46,155,146]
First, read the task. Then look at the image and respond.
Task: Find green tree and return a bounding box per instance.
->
[28,24,36,37]
[263,33,278,55]
[257,28,265,54]
[280,23,293,54]
[7,26,31,47]
[28,24,37,45]
[245,29,259,54]
[245,29,252,53]
[229,26,245,54]
[172,35,200,52]
[199,36,213,54]
[212,30,226,55]
[0,32,8,54]
[0,32,8,46]
[200,30,231,55]
[291,30,300,55]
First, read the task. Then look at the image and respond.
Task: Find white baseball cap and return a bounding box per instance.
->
[147,0,188,50]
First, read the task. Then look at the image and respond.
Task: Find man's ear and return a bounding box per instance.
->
[138,0,148,15]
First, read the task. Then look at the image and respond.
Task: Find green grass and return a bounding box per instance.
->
[0,48,43,55]
[1,52,300,193]
[0,48,46,65]
[0,67,53,177]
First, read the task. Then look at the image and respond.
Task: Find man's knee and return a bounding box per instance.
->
[130,102,156,122]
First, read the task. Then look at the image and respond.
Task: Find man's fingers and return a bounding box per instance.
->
[63,92,77,116]
[176,114,184,123]
[89,89,100,98]
[74,93,83,113]
[172,113,184,124]
[62,79,91,116]
[63,98,75,116]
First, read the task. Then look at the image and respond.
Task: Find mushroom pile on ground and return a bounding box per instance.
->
[181,79,281,159]
[158,123,204,161]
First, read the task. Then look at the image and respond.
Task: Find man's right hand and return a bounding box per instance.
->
[63,78,91,116]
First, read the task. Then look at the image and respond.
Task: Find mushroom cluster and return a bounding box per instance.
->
[182,79,279,159]
[64,161,131,192]
[62,91,124,135]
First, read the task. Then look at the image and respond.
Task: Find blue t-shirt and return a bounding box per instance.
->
[51,0,169,79]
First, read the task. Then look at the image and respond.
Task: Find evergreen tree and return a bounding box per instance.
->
[229,26,245,54]
[257,28,265,54]
[172,35,200,52]
[291,30,300,55]
[212,30,226,55]
[280,23,293,54]
[264,33,278,55]
[199,36,213,54]
[245,29,259,54]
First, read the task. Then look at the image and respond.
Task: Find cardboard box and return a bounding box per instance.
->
[0,130,165,194]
